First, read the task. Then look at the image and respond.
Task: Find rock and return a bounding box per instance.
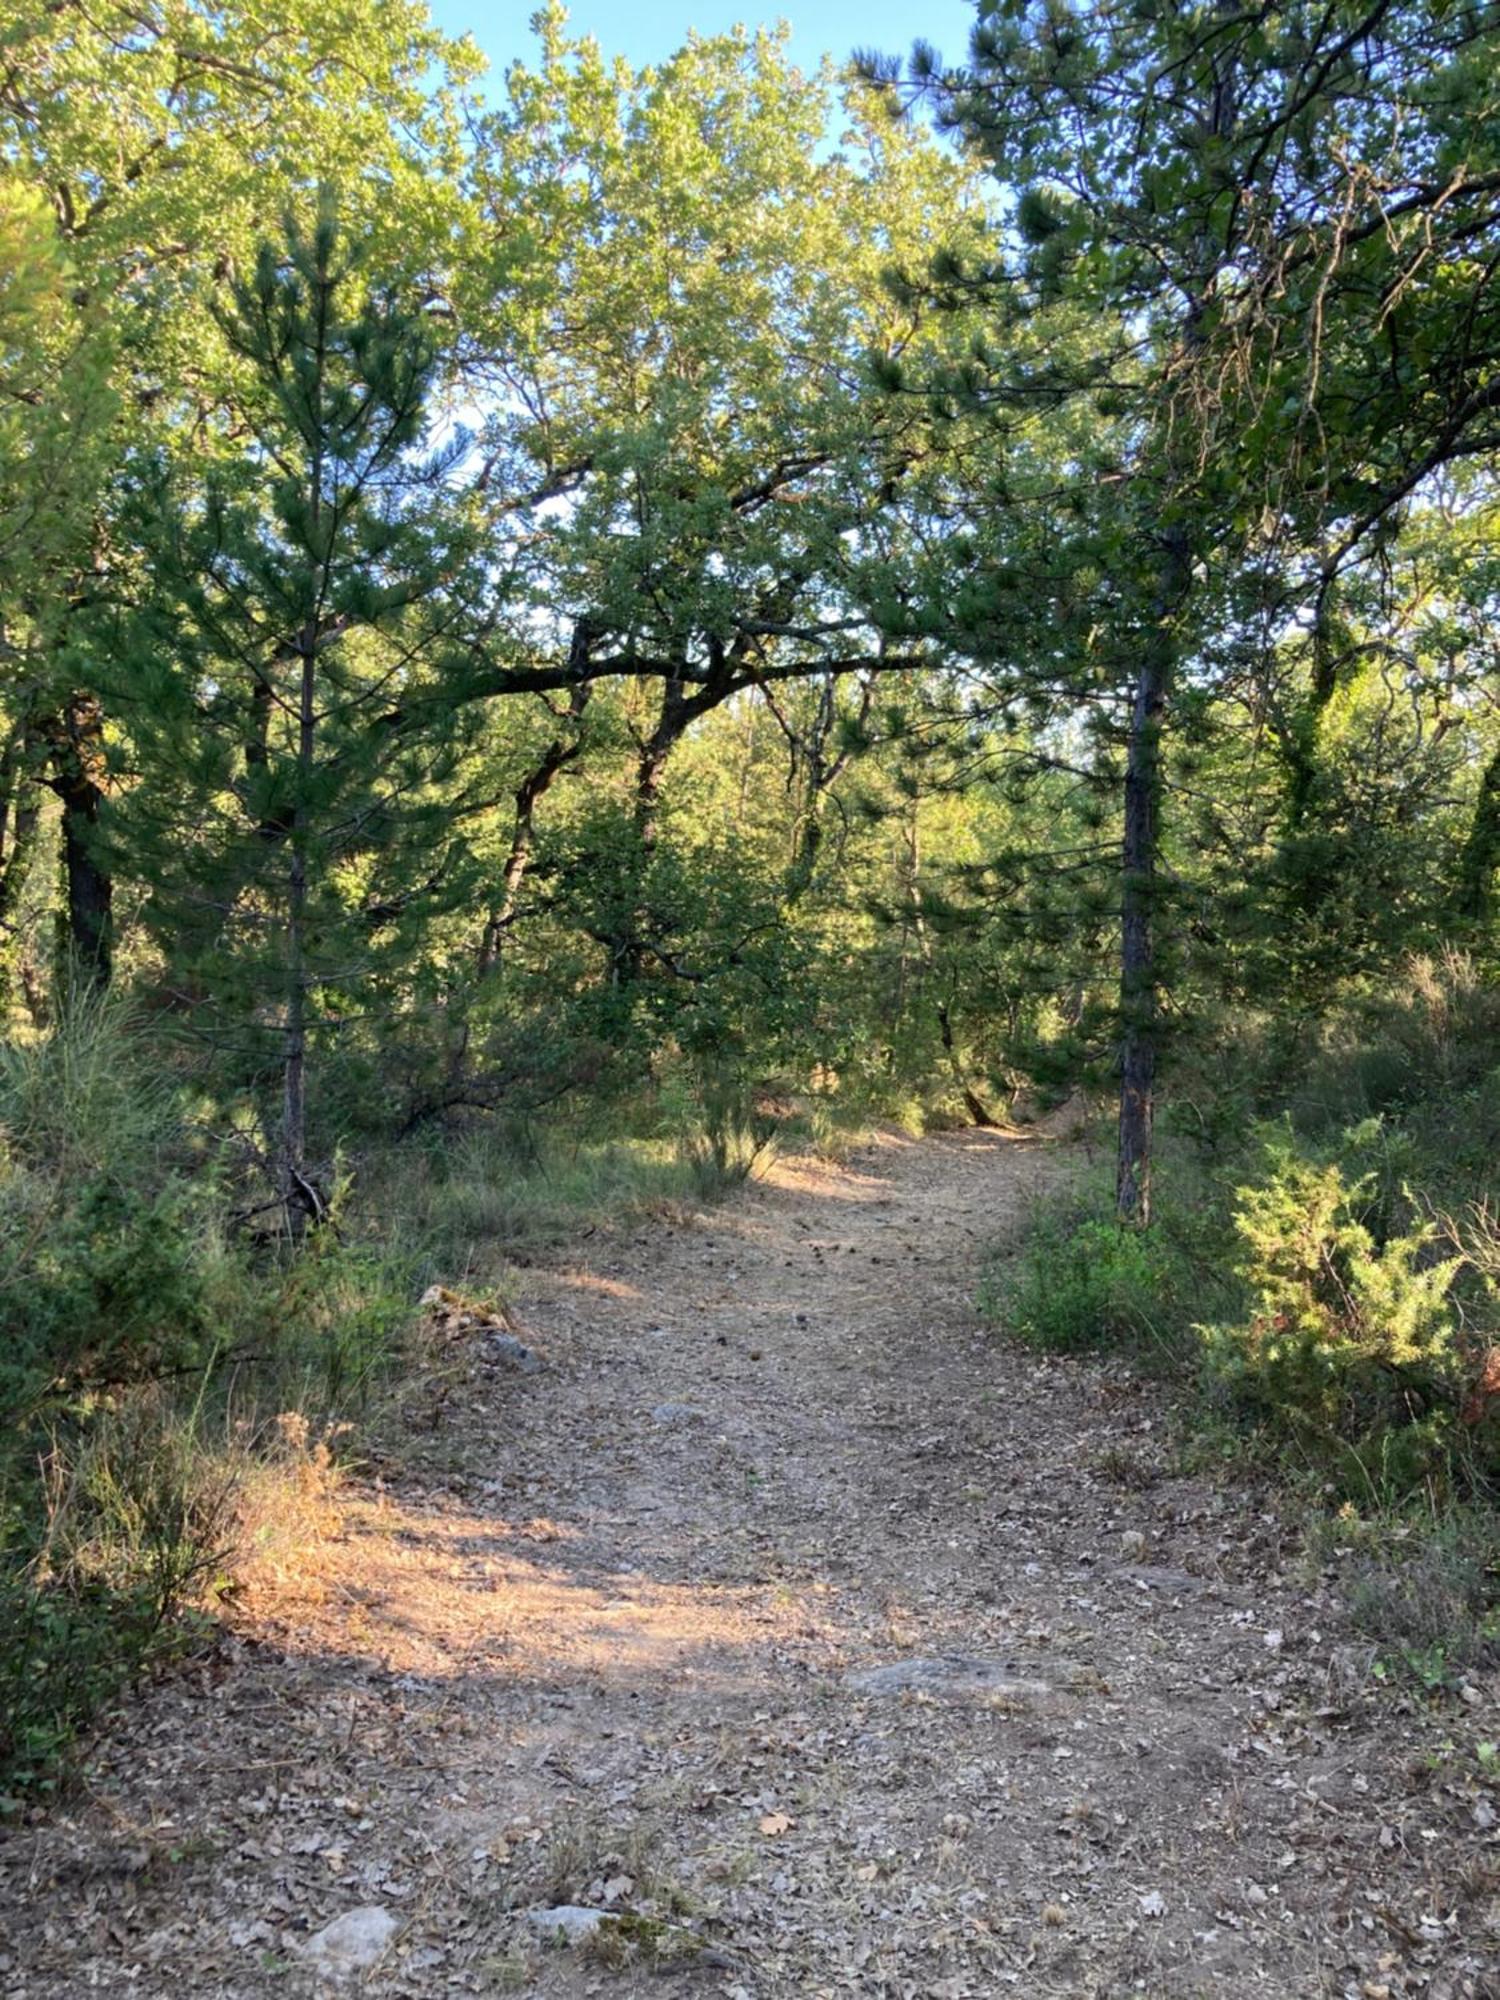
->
[844,1654,1055,1699]
[1118,1563,1206,1595]
[526,1905,609,1945]
[484,1331,541,1372]
[297,1906,399,1976]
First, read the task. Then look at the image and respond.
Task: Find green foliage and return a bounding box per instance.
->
[0,0,1497,1803]
[0,1390,232,1806]
[109,199,497,1214]
[1180,962,1500,1507]
[981,1201,1192,1364]
[678,1073,780,1200]
[0,997,228,1417]
[0,1004,415,1799]
[1002,962,1500,1514]
[1202,1125,1462,1438]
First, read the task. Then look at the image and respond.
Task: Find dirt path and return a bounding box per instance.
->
[4,1132,1497,1998]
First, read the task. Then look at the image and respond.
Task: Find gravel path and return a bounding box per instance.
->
[4,1130,1497,1998]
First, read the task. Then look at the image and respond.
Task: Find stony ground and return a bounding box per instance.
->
[3,1130,1498,1998]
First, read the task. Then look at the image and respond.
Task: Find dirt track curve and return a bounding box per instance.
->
[3,1131,1497,1998]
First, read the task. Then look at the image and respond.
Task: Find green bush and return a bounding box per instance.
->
[1,1174,225,1408]
[0,1003,420,1800]
[1198,1124,1464,1493]
[0,1390,234,1805]
[677,1072,779,1199]
[266,1237,416,1412]
[981,1203,1190,1362]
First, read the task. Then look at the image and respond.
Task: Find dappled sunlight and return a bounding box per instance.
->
[764,1152,896,1202]
[542,1269,644,1300]
[244,1492,847,1702]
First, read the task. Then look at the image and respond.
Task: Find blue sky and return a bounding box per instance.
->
[426,0,979,86]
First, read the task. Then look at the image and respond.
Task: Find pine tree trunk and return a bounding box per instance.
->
[49,694,112,987]
[1114,555,1181,1227]
[281,642,315,1228]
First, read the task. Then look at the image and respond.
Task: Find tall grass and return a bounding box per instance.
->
[0,999,413,1803]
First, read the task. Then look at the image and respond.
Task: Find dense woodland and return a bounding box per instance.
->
[3,0,1500,1791]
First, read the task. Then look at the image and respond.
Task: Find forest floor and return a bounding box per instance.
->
[4,1129,1499,1999]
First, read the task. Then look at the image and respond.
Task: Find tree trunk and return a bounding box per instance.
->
[786,811,823,904]
[634,723,677,854]
[478,692,589,977]
[937,999,1000,1127]
[281,641,316,1229]
[48,693,113,988]
[616,672,692,985]
[1114,557,1180,1227]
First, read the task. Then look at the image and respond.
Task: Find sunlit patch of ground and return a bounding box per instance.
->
[240,1493,838,1701]
[544,1269,644,1299]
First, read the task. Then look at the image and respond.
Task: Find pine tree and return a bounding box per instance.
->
[109,200,493,1227]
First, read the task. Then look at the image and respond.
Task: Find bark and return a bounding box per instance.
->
[478,683,590,977]
[46,693,113,987]
[634,674,691,852]
[1114,561,1179,1227]
[280,636,316,1230]
[937,999,1000,1127]
[787,811,823,903]
[616,663,714,984]
[281,263,330,1238]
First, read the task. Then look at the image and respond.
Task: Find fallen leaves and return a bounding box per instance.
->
[3,1137,1495,2000]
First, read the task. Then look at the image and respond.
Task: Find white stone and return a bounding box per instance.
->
[297,1906,399,1976]
[845,1655,1054,1699]
[526,1905,609,1944]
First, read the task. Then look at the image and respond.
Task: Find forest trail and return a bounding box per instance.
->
[4,1132,1496,1999]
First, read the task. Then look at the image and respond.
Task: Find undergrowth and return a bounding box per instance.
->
[982,955,1500,1671]
[0,1004,815,1802]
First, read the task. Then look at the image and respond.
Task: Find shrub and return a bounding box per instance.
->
[0,1003,417,1799]
[1198,1124,1465,1496]
[1,1174,230,1412]
[981,1202,1190,1363]
[678,1074,779,1199]
[0,1390,235,1804]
